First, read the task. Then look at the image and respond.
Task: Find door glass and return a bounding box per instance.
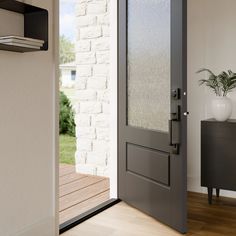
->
[127,0,171,132]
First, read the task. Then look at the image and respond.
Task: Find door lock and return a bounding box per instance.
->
[171,88,181,100]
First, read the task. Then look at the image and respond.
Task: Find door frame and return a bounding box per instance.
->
[54,0,187,234]
[109,0,118,199]
[54,0,60,235]
[55,0,120,234]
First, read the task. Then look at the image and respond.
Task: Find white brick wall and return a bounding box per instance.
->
[87,77,107,89]
[92,114,109,127]
[92,37,109,51]
[96,51,110,64]
[75,0,110,177]
[80,101,102,114]
[93,64,109,76]
[76,4,86,16]
[76,90,97,101]
[76,52,96,64]
[87,3,107,14]
[75,114,91,127]
[75,40,91,52]
[76,65,92,76]
[77,15,97,27]
[80,26,102,39]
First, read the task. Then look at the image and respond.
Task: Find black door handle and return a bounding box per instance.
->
[169,120,180,154]
[169,105,181,154]
[169,119,173,146]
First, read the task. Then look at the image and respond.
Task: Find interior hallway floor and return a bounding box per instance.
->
[62,192,236,236]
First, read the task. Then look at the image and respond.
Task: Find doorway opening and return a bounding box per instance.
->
[59,0,117,230]
[59,0,236,235]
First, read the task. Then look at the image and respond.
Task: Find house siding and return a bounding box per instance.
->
[75,0,110,177]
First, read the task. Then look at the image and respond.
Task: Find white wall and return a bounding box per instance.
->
[188,0,236,198]
[109,0,118,199]
[74,0,111,177]
[0,0,58,235]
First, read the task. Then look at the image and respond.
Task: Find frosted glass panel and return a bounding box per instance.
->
[128,0,171,132]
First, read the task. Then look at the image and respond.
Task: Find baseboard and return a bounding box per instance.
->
[11,217,56,236]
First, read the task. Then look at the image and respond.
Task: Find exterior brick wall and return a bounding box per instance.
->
[75,0,110,177]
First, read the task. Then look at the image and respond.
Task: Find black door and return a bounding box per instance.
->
[118,0,187,233]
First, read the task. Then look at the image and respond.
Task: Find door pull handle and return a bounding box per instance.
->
[169,120,180,154]
[169,106,181,154]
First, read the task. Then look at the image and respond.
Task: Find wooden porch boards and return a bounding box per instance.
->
[59,164,110,224]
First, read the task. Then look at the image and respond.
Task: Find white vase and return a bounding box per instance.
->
[211,96,232,121]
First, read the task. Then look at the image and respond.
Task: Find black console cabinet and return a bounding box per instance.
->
[201,119,236,204]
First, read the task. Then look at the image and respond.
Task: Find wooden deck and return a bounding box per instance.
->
[59,164,110,224]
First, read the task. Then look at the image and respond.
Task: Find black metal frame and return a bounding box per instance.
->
[0,0,48,52]
[59,199,121,234]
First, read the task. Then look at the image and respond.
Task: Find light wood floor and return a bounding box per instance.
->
[59,164,110,224]
[62,192,236,236]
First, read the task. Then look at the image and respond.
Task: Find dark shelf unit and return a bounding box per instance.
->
[0,0,48,52]
[201,119,236,204]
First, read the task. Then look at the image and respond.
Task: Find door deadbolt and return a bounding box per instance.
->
[171,88,181,100]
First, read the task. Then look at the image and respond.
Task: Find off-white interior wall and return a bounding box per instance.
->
[0,10,24,36]
[188,0,236,198]
[0,0,58,235]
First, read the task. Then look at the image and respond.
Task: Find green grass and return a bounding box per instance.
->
[59,134,76,165]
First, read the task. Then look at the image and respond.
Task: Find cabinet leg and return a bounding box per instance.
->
[216,189,220,198]
[208,187,213,204]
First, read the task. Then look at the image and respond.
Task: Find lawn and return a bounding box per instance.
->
[60,135,76,165]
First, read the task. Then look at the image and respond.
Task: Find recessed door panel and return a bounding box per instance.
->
[127,144,170,186]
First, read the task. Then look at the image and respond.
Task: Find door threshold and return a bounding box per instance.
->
[59,198,121,234]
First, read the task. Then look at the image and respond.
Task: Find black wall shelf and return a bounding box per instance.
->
[0,0,48,52]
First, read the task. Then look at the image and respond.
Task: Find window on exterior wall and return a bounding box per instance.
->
[71,70,76,81]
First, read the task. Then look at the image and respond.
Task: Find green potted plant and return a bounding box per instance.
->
[197,68,236,121]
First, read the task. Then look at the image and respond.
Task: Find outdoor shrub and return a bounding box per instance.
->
[60,91,76,136]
